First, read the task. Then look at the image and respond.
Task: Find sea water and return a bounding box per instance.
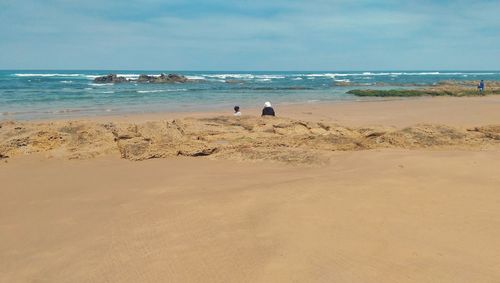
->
[0,70,498,120]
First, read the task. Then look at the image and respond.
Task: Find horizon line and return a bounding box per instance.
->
[2,69,500,72]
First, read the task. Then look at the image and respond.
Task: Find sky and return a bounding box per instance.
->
[0,0,499,70]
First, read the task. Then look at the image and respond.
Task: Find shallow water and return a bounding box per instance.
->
[1,70,498,120]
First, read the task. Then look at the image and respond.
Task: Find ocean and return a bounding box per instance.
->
[1,70,498,120]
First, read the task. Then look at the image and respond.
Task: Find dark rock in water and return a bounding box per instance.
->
[157,73,189,83]
[93,74,129,83]
[137,74,155,83]
[94,73,190,84]
[169,74,189,83]
[137,73,189,83]
[347,87,500,97]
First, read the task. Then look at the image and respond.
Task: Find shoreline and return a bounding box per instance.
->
[2,76,499,122]
[0,95,406,123]
[2,95,500,127]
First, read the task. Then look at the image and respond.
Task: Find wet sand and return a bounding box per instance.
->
[2,96,500,282]
[81,95,500,127]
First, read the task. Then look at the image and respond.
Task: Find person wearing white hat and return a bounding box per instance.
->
[262,101,275,117]
[233,105,241,116]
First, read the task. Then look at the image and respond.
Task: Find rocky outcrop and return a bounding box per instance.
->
[437,80,500,87]
[136,75,154,83]
[1,117,500,164]
[93,73,190,84]
[347,81,500,97]
[137,73,189,83]
[337,80,500,88]
[93,74,129,83]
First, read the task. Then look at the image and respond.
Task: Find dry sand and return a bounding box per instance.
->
[2,96,500,282]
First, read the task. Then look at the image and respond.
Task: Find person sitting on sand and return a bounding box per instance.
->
[262,101,276,117]
[234,106,241,116]
[478,80,485,95]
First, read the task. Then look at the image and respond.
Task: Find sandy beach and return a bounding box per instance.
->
[77,95,500,127]
[2,96,500,282]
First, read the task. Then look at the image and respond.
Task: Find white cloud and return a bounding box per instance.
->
[0,0,499,70]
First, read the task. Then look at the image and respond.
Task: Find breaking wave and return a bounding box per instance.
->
[137,89,188,93]
[14,73,83,77]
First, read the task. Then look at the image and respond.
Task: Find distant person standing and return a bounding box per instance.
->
[478,80,485,95]
[261,101,275,117]
[233,105,241,116]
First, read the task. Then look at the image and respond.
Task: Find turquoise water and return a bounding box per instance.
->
[1,70,498,120]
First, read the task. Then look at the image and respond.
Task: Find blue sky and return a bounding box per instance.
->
[0,0,499,70]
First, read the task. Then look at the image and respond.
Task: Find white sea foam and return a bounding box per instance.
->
[137,90,166,93]
[255,75,285,79]
[84,74,149,80]
[300,71,498,77]
[367,72,494,76]
[88,83,113,86]
[305,73,343,78]
[117,74,141,79]
[137,89,187,93]
[292,77,303,80]
[60,80,74,84]
[425,72,496,75]
[405,72,440,75]
[186,75,206,80]
[204,74,255,79]
[14,73,82,77]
